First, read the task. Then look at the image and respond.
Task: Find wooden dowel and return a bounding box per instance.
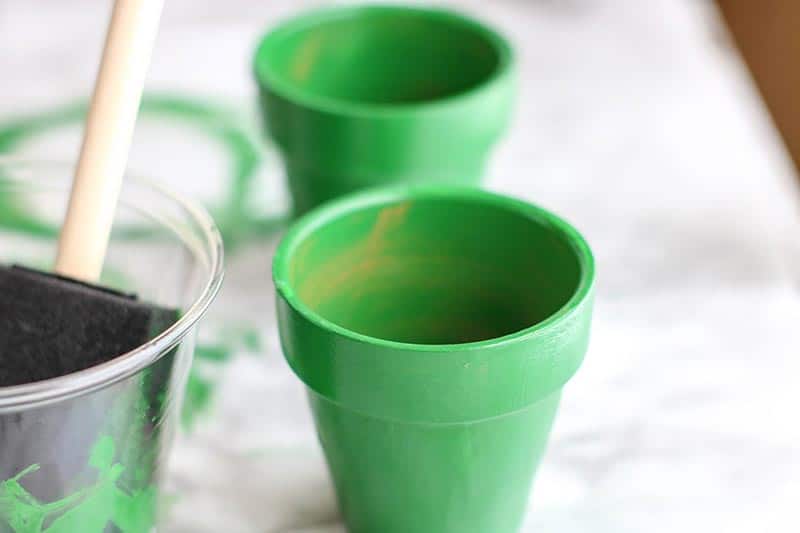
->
[55,0,165,282]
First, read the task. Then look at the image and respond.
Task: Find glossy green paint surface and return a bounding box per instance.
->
[254,5,515,215]
[274,186,595,533]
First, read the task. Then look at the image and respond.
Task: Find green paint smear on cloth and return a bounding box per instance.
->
[183,324,265,431]
[0,94,288,248]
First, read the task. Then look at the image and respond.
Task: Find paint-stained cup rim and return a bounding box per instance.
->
[273,184,595,354]
[253,4,514,118]
[0,159,224,412]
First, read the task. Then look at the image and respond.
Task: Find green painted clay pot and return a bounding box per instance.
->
[254,5,515,216]
[273,185,595,533]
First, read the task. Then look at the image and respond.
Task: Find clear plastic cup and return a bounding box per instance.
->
[0,159,223,532]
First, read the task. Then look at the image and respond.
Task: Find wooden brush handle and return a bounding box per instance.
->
[55,0,165,282]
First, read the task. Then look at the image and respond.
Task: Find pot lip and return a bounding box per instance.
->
[0,158,225,411]
[273,184,595,354]
[253,3,514,118]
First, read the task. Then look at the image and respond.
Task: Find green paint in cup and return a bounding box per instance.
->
[254,5,515,216]
[273,185,595,533]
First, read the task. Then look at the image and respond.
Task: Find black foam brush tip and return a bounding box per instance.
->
[0,265,178,387]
